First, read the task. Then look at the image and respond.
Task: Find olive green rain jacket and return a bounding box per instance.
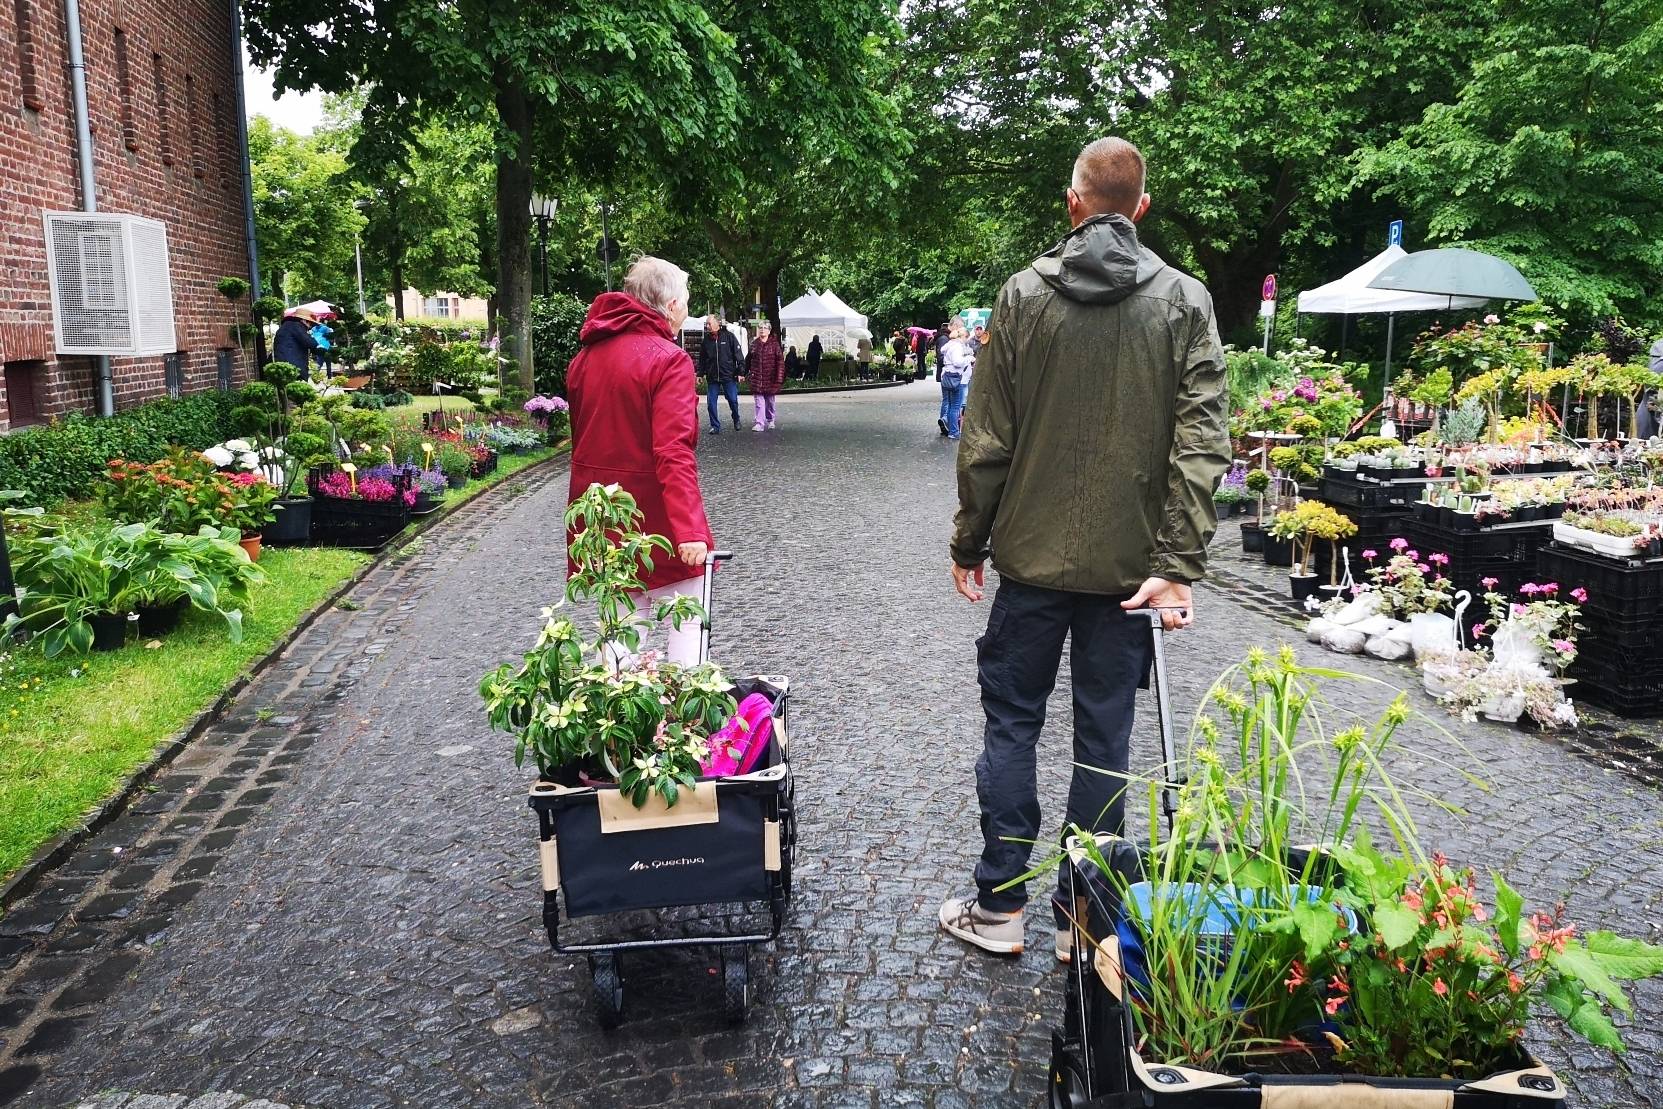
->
[951,213,1230,594]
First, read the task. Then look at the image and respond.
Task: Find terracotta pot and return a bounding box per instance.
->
[239,533,262,561]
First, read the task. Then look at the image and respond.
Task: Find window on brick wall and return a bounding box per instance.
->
[153,53,173,165]
[3,361,45,427]
[216,349,233,391]
[185,74,203,178]
[163,352,184,398]
[114,29,138,151]
[14,0,42,111]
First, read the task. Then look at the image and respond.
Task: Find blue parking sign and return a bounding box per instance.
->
[1388,220,1404,247]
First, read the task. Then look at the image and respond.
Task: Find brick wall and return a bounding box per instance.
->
[0,0,254,432]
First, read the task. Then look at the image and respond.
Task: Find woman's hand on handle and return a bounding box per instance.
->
[679,542,710,569]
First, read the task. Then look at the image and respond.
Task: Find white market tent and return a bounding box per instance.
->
[780,290,868,354]
[1295,243,1488,382]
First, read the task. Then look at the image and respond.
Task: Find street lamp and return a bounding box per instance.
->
[530,193,558,297]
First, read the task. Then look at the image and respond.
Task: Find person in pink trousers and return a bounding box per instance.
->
[746,319,786,430]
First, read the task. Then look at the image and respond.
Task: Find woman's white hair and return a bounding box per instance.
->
[623,255,691,318]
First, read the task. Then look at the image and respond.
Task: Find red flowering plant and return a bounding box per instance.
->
[227,471,279,536]
[101,449,238,533]
[1326,842,1663,1076]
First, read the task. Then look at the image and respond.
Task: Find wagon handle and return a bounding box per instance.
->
[1124,608,1181,832]
[699,550,733,664]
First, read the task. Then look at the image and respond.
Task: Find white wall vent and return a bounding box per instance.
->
[42,211,177,357]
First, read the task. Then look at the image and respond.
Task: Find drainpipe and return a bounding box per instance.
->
[228,0,266,370]
[62,0,116,416]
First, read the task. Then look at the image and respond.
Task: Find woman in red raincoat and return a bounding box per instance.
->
[565,256,713,665]
[745,319,786,431]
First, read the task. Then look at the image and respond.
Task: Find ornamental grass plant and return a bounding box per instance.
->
[1046,647,1663,1078]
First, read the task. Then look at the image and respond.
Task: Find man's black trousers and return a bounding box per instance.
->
[973,578,1151,924]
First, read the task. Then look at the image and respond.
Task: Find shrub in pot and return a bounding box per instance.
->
[479,483,736,806]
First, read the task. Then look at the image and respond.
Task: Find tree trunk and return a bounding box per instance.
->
[391,250,406,322]
[493,67,535,394]
[757,269,781,336]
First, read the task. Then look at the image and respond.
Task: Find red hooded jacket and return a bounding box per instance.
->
[566,292,713,590]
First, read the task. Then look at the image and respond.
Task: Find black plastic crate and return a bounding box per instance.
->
[307,466,412,550]
[1319,475,1428,510]
[1536,544,1663,608]
[1570,674,1663,718]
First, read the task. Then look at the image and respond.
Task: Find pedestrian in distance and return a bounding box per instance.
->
[856,334,876,382]
[891,330,910,374]
[938,320,974,439]
[311,318,335,376]
[939,137,1230,959]
[271,307,321,376]
[969,323,987,358]
[785,343,801,381]
[747,319,786,431]
[916,332,929,380]
[807,334,823,382]
[565,256,713,666]
[699,314,745,434]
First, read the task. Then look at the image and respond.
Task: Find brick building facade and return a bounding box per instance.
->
[0,0,254,432]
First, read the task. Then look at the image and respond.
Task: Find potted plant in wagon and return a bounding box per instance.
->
[479,484,794,1027]
[1049,648,1663,1108]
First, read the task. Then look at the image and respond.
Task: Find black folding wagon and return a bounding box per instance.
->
[526,552,795,1028]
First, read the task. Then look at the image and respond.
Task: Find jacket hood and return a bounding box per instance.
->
[579,292,673,345]
[1030,214,1166,305]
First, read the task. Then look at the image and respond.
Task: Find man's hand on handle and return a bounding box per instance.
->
[1121,577,1193,630]
[951,561,985,602]
[679,542,711,569]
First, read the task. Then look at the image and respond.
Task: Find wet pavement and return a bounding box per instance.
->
[1,380,1660,1108]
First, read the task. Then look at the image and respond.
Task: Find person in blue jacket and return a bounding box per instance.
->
[311,319,335,375]
[272,308,321,375]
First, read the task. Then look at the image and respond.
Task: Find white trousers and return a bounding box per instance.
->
[625,577,705,667]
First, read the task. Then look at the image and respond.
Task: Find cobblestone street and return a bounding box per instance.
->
[4,381,1663,1108]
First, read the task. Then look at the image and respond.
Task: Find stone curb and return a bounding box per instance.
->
[0,450,568,912]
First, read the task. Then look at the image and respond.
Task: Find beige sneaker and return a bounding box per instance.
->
[938,896,1024,955]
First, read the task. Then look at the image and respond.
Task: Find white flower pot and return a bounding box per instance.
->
[1408,612,1454,660]
[1553,521,1642,559]
[1491,621,1551,675]
[1479,690,1525,724]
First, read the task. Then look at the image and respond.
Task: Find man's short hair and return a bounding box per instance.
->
[623,255,691,318]
[704,313,721,328]
[1071,138,1146,218]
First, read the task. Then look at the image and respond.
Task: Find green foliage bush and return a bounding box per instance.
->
[286,380,318,407]
[0,393,236,507]
[350,392,387,410]
[237,381,279,411]
[530,292,588,397]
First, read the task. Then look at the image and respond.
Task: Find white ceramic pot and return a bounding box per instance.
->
[1408,612,1455,659]
[1479,690,1525,724]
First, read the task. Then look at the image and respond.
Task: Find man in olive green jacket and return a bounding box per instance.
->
[939,138,1229,960]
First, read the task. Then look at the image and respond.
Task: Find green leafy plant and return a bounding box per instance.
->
[1331,844,1663,1075]
[1045,649,1429,1071]
[479,484,736,807]
[100,449,239,532]
[6,521,263,655]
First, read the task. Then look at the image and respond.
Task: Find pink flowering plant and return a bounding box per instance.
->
[1361,539,1454,619]
[1475,580,1585,674]
[1328,841,1663,1075]
[313,470,418,507]
[478,483,734,807]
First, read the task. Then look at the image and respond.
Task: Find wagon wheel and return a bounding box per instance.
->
[720,946,749,1025]
[589,953,624,1030]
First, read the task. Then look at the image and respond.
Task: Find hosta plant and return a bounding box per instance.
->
[479,483,736,807]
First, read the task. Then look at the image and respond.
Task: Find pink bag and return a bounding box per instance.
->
[700,693,776,777]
